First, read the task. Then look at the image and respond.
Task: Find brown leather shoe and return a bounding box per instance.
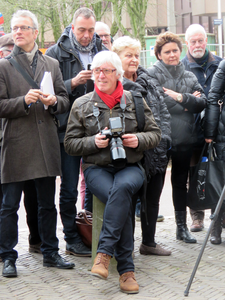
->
[91,253,111,279]
[190,219,204,232]
[139,243,171,256]
[119,271,139,294]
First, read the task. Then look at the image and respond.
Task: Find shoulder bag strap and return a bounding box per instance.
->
[130,90,145,132]
[8,57,39,89]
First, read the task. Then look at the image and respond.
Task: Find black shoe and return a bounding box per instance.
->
[66,242,91,257]
[43,253,75,269]
[175,211,197,243]
[2,260,17,277]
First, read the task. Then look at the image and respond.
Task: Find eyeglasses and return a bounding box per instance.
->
[98,34,110,39]
[189,39,205,46]
[93,68,116,75]
[11,26,35,32]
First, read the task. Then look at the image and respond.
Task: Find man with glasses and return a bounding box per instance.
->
[95,21,112,50]
[0,9,74,278]
[46,7,106,257]
[182,24,223,240]
[64,51,161,294]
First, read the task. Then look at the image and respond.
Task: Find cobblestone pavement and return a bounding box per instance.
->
[1,211,225,300]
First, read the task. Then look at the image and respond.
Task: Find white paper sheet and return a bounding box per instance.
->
[40,72,55,110]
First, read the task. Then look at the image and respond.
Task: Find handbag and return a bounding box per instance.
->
[75,210,92,248]
[187,143,225,210]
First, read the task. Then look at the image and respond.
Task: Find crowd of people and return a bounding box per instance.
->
[0,6,224,295]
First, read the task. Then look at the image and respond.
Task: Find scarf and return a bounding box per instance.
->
[23,42,38,65]
[69,28,97,71]
[95,81,124,109]
[69,28,97,53]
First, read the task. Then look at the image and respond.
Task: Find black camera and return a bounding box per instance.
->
[101,117,127,168]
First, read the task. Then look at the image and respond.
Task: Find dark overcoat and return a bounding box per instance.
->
[0,46,70,183]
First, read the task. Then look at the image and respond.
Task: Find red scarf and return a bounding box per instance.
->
[95,81,124,109]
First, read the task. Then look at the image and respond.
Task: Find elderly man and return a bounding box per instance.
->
[46,7,106,257]
[64,51,161,294]
[182,24,223,240]
[95,21,112,50]
[0,10,74,278]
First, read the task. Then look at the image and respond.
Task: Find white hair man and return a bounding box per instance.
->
[64,51,161,294]
[95,21,112,50]
[182,24,223,242]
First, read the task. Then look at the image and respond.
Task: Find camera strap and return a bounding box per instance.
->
[93,92,127,133]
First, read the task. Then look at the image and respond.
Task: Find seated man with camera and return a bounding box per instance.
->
[64,51,161,294]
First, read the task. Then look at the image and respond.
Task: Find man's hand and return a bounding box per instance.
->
[24,89,43,106]
[95,132,109,148]
[122,134,138,148]
[39,92,57,106]
[71,70,92,89]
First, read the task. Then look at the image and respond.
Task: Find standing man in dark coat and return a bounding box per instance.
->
[0,9,74,278]
[182,24,223,238]
[46,7,106,257]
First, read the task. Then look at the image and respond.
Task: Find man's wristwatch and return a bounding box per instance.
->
[176,94,182,102]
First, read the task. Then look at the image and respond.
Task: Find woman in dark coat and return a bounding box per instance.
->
[148,32,207,243]
[204,59,225,244]
[113,36,172,255]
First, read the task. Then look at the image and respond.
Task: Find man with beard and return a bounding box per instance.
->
[182,24,223,242]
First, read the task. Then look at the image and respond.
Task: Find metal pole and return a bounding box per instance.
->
[184,184,225,296]
[218,0,223,57]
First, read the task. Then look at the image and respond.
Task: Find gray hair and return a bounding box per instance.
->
[112,36,141,55]
[185,24,207,41]
[72,7,96,25]
[91,51,124,82]
[95,22,110,34]
[11,10,38,30]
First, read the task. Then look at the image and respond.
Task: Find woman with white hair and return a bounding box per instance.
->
[113,36,172,256]
[64,51,161,294]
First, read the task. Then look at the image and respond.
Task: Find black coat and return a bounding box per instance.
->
[46,26,105,142]
[123,65,171,176]
[204,59,225,160]
[148,60,207,149]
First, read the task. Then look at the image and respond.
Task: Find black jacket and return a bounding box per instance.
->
[123,65,171,176]
[148,60,207,149]
[204,59,225,159]
[46,26,105,142]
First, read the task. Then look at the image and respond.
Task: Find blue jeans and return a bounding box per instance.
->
[60,143,82,244]
[0,177,58,262]
[84,164,144,275]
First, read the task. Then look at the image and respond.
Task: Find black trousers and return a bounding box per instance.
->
[23,180,41,245]
[141,172,166,246]
[0,177,58,262]
[168,147,193,211]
